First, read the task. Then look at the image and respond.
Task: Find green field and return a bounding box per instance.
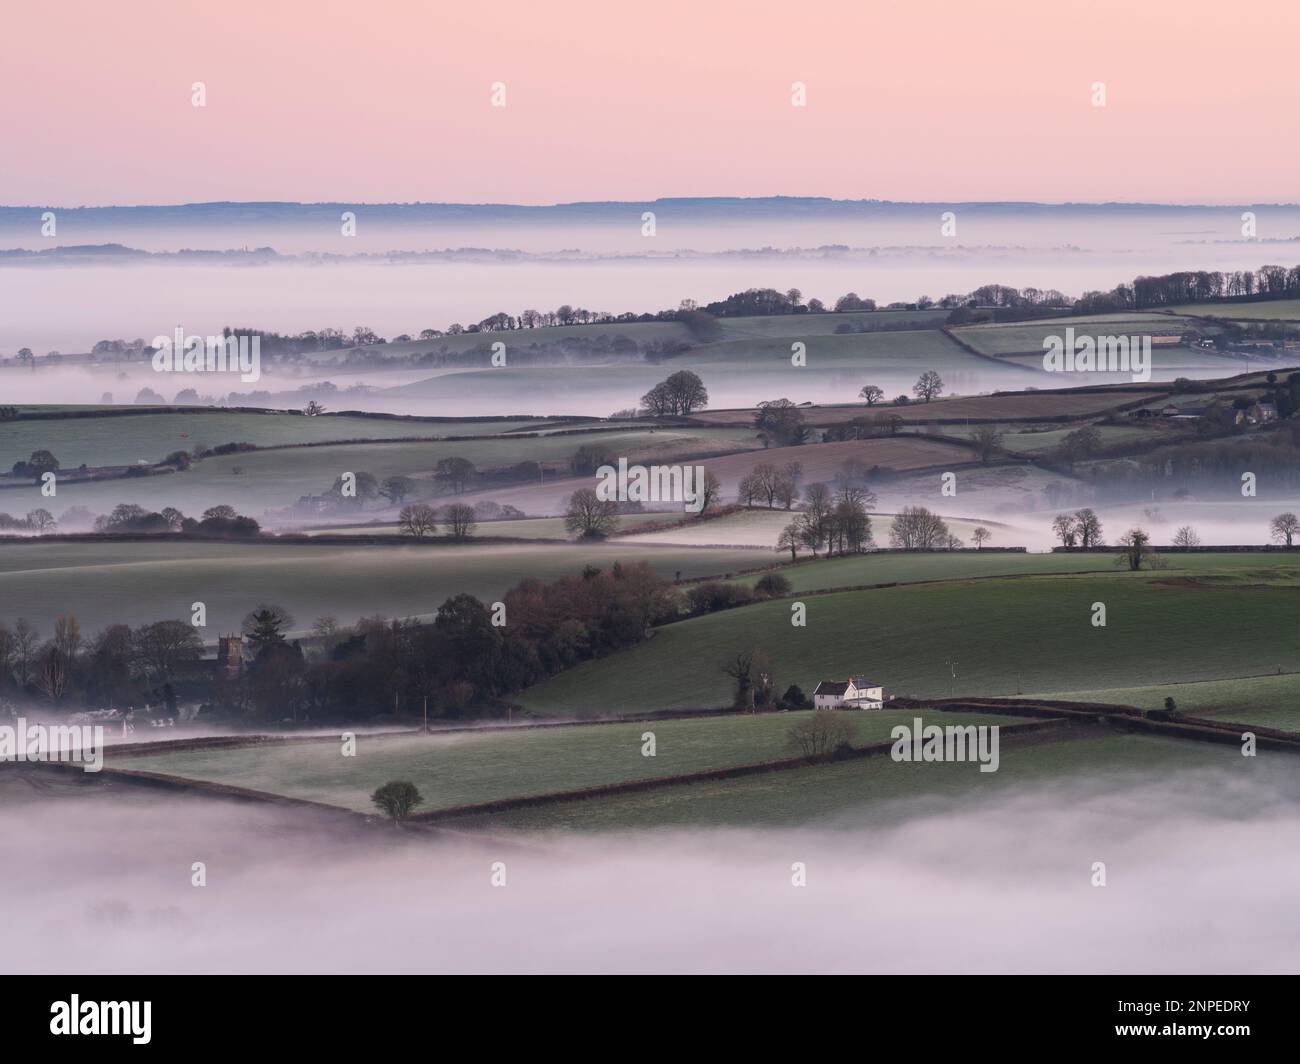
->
[1170,300,1300,321]
[301,514,664,540]
[0,410,559,469]
[738,550,1300,594]
[113,708,1025,814]
[385,328,1038,410]
[518,566,1300,715]
[952,315,1201,356]
[1031,673,1300,732]
[455,731,1279,831]
[0,539,764,636]
[9,425,757,519]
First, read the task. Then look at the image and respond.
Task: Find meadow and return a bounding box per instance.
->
[1030,673,1300,732]
[3,424,759,521]
[112,708,1024,814]
[452,731,1269,832]
[0,410,557,469]
[517,564,1300,715]
[0,539,764,636]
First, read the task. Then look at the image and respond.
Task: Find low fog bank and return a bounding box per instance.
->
[3,768,1298,973]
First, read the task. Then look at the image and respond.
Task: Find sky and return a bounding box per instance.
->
[2,0,1298,207]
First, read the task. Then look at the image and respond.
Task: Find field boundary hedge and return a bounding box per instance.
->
[414,718,1066,822]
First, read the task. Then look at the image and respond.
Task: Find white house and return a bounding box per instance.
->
[813,677,885,710]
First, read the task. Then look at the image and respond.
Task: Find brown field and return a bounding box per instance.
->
[697,437,976,495]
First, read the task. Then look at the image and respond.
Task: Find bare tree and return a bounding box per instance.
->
[564,488,619,539]
[913,370,944,403]
[970,425,1004,464]
[972,526,991,549]
[1075,508,1104,547]
[398,503,438,537]
[1270,512,1300,547]
[787,711,856,759]
[442,503,477,539]
[859,384,884,406]
[1051,513,1078,547]
[1172,526,1200,549]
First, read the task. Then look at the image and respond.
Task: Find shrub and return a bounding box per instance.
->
[754,572,792,597]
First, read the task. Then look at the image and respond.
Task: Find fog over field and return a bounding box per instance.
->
[4,200,1299,354]
[4,766,1298,974]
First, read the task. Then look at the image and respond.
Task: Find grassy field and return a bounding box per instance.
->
[623,509,1014,552]
[731,550,1300,594]
[1170,300,1300,321]
[691,389,1166,426]
[0,539,764,636]
[0,410,556,469]
[299,514,665,539]
[113,708,1024,814]
[452,731,1267,831]
[1030,673,1300,731]
[10,425,759,520]
[384,328,1041,414]
[952,315,1201,356]
[517,565,1300,715]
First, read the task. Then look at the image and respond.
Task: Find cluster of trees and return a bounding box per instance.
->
[0,508,56,533]
[776,482,877,557]
[92,503,261,537]
[10,449,60,480]
[397,503,476,538]
[1078,265,1300,314]
[1051,508,1105,548]
[739,462,802,509]
[640,370,709,415]
[0,563,692,722]
[754,399,812,447]
[887,506,956,549]
[0,613,205,709]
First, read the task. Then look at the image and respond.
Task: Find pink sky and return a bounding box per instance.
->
[4,0,1298,206]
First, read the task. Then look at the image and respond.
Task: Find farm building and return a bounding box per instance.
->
[813,677,885,710]
[1236,401,1278,426]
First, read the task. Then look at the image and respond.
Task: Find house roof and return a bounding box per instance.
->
[814,678,883,696]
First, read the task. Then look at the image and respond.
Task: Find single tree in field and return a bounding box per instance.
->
[1051,513,1078,547]
[787,711,856,760]
[304,400,325,416]
[1074,508,1104,547]
[398,503,438,537]
[371,781,423,825]
[912,370,944,403]
[777,521,802,561]
[859,384,884,406]
[721,649,755,709]
[1172,526,1200,550]
[972,526,991,550]
[693,469,722,515]
[970,425,1004,464]
[564,488,618,539]
[1270,512,1300,547]
[1116,528,1156,571]
[25,508,56,533]
[442,503,476,539]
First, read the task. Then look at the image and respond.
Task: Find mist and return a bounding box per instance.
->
[4,764,1298,973]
